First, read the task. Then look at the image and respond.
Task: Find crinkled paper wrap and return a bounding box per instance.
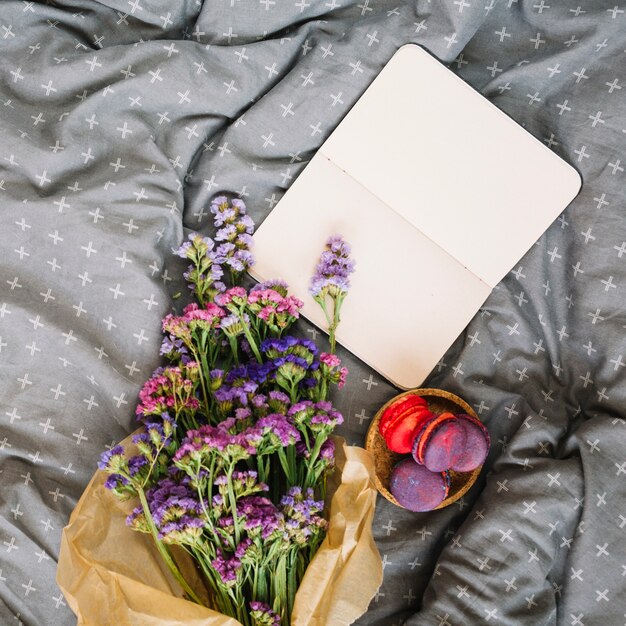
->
[57,436,382,626]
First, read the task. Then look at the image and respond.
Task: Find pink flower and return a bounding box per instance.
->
[248,289,282,305]
[320,352,341,368]
[338,367,348,389]
[205,302,226,318]
[215,286,247,306]
[258,305,274,321]
[277,295,303,316]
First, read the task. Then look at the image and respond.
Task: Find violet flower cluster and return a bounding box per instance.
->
[98,197,355,626]
[309,235,355,353]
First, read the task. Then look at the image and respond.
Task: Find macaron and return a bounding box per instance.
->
[390,458,450,512]
[379,394,428,438]
[411,411,457,466]
[449,414,490,472]
[380,395,434,454]
[384,407,434,454]
[421,418,468,472]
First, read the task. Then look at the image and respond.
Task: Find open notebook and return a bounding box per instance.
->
[250,44,582,389]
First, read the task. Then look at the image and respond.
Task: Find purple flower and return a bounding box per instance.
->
[239,496,283,539]
[257,414,301,447]
[288,400,343,433]
[309,235,355,298]
[319,439,335,463]
[98,445,125,471]
[280,486,327,544]
[226,248,254,273]
[267,390,290,414]
[249,601,281,626]
[208,196,256,272]
[216,224,237,242]
[251,278,289,296]
[211,550,241,586]
[220,313,250,338]
[140,479,205,544]
[128,455,149,476]
[104,474,129,490]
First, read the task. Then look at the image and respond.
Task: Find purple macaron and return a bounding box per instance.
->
[449,414,490,472]
[390,458,449,512]
[422,419,468,472]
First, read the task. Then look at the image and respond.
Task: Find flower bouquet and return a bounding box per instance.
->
[58,197,382,626]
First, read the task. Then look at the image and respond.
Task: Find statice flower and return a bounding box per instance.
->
[288,400,343,433]
[247,288,303,336]
[267,390,290,415]
[225,364,269,389]
[256,414,300,449]
[104,473,130,490]
[280,487,327,546]
[250,601,281,626]
[319,438,335,464]
[215,286,248,309]
[135,367,199,421]
[152,482,204,543]
[220,313,250,338]
[212,538,256,588]
[159,335,189,362]
[174,419,266,466]
[181,302,226,329]
[176,232,226,305]
[210,196,255,276]
[128,454,149,477]
[261,336,320,400]
[214,385,253,415]
[212,549,242,587]
[309,235,355,353]
[161,303,225,366]
[98,445,126,472]
[309,235,355,298]
[251,278,289,297]
[230,470,268,497]
[209,368,224,391]
[239,496,284,540]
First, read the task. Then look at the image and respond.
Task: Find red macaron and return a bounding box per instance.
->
[380,395,434,454]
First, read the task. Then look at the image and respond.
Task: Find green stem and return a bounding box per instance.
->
[228,336,239,365]
[316,297,333,329]
[226,465,241,544]
[190,345,211,419]
[277,447,296,486]
[319,376,328,403]
[137,488,204,606]
[287,549,298,620]
[304,434,326,490]
[241,322,263,364]
[328,293,346,354]
[274,554,287,625]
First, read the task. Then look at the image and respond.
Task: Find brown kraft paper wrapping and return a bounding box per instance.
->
[57,436,382,626]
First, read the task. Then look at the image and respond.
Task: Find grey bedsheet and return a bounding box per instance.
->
[1,1,625,624]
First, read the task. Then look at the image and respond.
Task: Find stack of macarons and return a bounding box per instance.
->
[379,394,490,512]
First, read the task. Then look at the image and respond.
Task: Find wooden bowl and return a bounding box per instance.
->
[365,388,483,510]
